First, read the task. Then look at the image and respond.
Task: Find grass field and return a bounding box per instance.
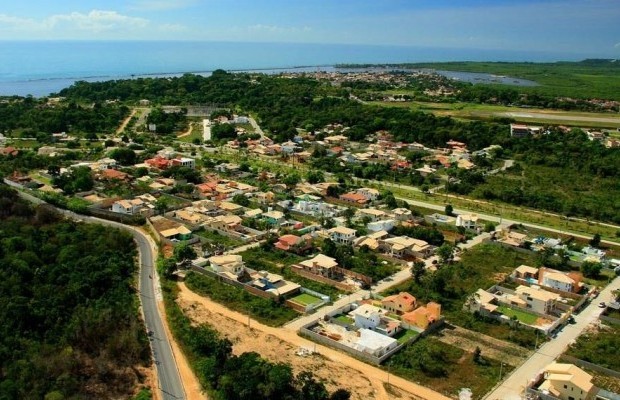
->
[333,314,354,324]
[291,293,323,306]
[497,305,539,325]
[393,328,419,344]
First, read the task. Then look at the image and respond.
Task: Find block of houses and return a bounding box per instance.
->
[274,234,312,253]
[298,254,339,278]
[538,362,596,400]
[209,255,245,277]
[456,214,479,230]
[328,226,357,244]
[353,230,389,251]
[402,302,441,330]
[352,304,385,330]
[514,285,560,314]
[382,292,417,315]
[380,236,433,259]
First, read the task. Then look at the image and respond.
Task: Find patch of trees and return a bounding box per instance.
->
[52,165,95,194]
[391,224,445,247]
[0,187,150,399]
[0,98,129,136]
[210,123,237,140]
[146,107,187,135]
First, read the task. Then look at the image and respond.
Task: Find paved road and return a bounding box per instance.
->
[15,190,185,400]
[485,275,620,400]
[502,111,620,124]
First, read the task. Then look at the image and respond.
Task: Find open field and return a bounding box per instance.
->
[369,100,620,128]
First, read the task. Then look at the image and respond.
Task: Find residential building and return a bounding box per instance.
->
[367,219,396,233]
[456,214,479,230]
[171,157,195,169]
[112,199,144,215]
[353,304,384,330]
[513,265,539,281]
[298,254,338,278]
[339,192,368,205]
[358,208,387,222]
[510,124,530,138]
[160,226,192,242]
[382,292,417,314]
[380,236,433,259]
[391,208,413,222]
[263,210,285,225]
[250,271,301,297]
[466,289,499,314]
[206,215,243,232]
[209,255,245,277]
[274,234,312,253]
[415,164,436,177]
[353,329,399,357]
[356,187,380,201]
[514,285,560,314]
[402,302,441,330]
[328,226,357,244]
[497,230,528,247]
[539,267,583,294]
[538,362,596,400]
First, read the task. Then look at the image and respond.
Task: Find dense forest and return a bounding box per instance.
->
[0,186,150,399]
[0,97,129,138]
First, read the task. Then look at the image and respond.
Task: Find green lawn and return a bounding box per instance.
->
[566,323,620,372]
[291,293,323,306]
[195,228,245,249]
[333,314,354,325]
[497,305,539,325]
[393,329,419,344]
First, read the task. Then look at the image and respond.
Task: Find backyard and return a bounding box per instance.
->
[496,305,539,325]
[290,293,323,307]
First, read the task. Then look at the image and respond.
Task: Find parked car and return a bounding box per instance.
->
[599,302,606,308]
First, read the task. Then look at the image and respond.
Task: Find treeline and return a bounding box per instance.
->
[164,274,350,400]
[0,97,129,137]
[0,186,150,399]
[58,71,510,150]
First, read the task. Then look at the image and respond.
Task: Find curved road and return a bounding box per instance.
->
[16,190,185,400]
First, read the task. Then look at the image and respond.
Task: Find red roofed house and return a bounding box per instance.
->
[0,146,19,156]
[381,292,417,315]
[145,156,170,170]
[339,192,368,205]
[274,234,312,254]
[100,169,129,181]
[402,302,442,330]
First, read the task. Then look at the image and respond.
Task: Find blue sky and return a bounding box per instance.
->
[1,0,619,56]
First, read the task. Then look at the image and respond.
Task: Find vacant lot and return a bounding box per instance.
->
[566,323,620,372]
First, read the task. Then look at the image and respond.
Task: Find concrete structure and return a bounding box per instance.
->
[402,302,441,330]
[380,236,433,259]
[353,304,384,330]
[514,285,560,314]
[353,328,399,357]
[456,214,479,229]
[112,198,144,215]
[298,254,339,278]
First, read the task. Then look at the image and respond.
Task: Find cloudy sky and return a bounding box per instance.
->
[1,0,619,56]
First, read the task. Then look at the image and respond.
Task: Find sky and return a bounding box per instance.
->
[1,0,619,57]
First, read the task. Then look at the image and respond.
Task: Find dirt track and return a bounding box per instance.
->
[177,282,452,400]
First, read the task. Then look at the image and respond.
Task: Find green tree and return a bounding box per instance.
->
[581,261,602,278]
[232,193,250,207]
[154,197,169,214]
[589,233,601,248]
[306,170,325,184]
[174,243,197,262]
[445,204,454,216]
[109,147,137,166]
[411,260,426,283]
[436,243,455,264]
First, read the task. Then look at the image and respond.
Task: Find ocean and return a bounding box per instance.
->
[0,41,576,97]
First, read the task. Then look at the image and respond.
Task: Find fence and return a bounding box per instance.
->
[290,265,358,292]
[600,315,620,325]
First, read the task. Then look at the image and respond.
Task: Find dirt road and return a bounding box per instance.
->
[116,109,137,135]
[177,282,451,400]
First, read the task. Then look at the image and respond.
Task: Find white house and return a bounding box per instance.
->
[456,214,479,229]
[513,285,559,315]
[209,255,245,277]
[352,304,384,330]
[367,219,395,233]
[328,226,357,244]
[353,329,398,357]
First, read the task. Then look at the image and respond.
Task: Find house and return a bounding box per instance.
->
[466,289,499,314]
[382,292,417,314]
[510,124,530,138]
[145,156,171,170]
[243,208,263,219]
[328,226,357,244]
[539,267,583,294]
[324,134,348,145]
[456,214,479,230]
[218,201,244,214]
[275,234,312,253]
[353,329,399,357]
[160,226,193,242]
[402,302,442,330]
[298,254,338,278]
[367,219,396,233]
[514,285,560,314]
[415,165,436,177]
[101,169,130,181]
[175,209,205,225]
[263,210,285,225]
[207,215,243,232]
[356,187,380,201]
[538,362,596,400]
[209,255,245,277]
[456,159,475,170]
[380,236,433,259]
[171,157,195,169]
[353,304,384,330]
[497,230,528,247]
[254,191,275,204]
[358,208,387,222]
[0,146,19,156]
[391,208,413,222]
[339,192,368,205]
[513,265,539,280]
[250,270,300,297]
[112,199,144,215]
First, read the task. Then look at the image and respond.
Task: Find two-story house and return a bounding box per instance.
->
[328,226,357,245]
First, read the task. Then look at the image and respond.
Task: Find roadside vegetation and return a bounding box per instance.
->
[0,186,150,399]
[565,323,620,372]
